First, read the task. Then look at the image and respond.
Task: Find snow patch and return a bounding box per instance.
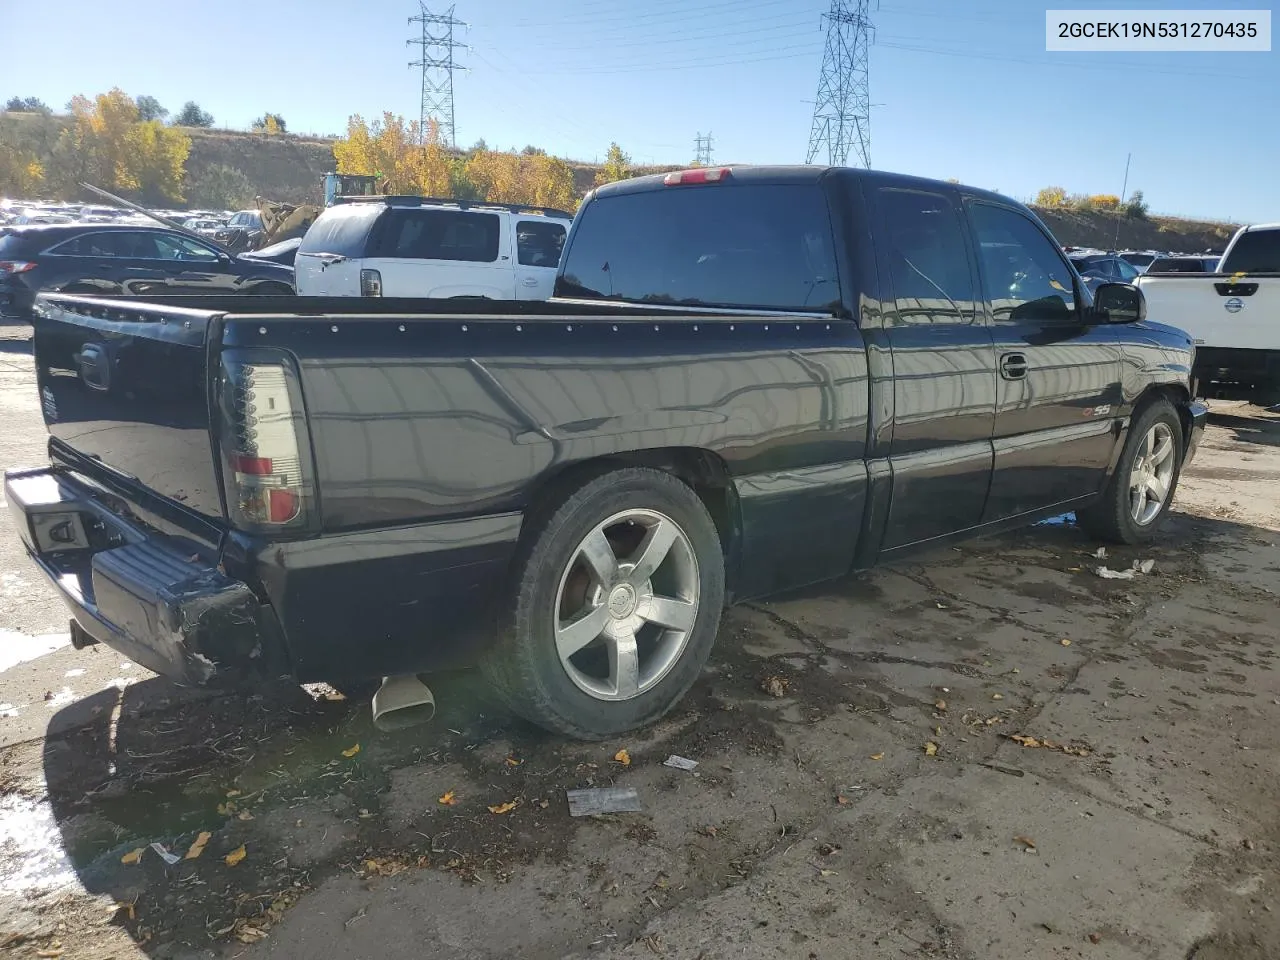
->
[0,629,71,674]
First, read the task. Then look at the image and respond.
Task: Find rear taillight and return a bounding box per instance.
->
[360,268,382,297]
[218,352,315,529]
[0,260,36,274]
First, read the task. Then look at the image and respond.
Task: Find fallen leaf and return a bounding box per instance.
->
[488,800,519,815]
[535,799,550,810]
[924,742,939,756]
[226,789,242,798]
[342,744,360,758]
[836,794,850,805]
[107,900,136,920]
[1011,735,1040,748]
[759,675,789,697]
[869,752,884,761]
[121,848,144,865]
[438,790,458,806]
[934,699,947,711]
[224,844,247,867]
[1013,835,1036,850]
[1061,638,1072,646]
[819,868,838,877]
[504,756,523,767]
[184,831,212,860]
[238,810,255,821]
[613,748,631,766]
[35,950,64,958]
[1088,932,1102,944]
[992,693,1004,701]
[934,726,943,736]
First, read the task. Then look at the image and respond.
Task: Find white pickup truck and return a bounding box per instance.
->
[1136,222,1280,403]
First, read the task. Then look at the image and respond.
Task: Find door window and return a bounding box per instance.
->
[879,188,975,324]
[970,203,1077,323]
[153,233,221,261]
[47,232,139,257]
[1114,258,1139,282]
[371,209,500,262]
[516,220,567,267]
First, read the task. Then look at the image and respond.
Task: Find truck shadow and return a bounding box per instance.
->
[28,510,1277,955]
[1207,407,1280,447]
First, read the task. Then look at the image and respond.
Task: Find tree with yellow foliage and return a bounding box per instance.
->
[333,112,421,194]
[594,143,631,187]
[53,89,190,202]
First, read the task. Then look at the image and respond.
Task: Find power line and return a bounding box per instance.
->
[516,41,823,76]
[807,0,875,168]
[694,132,715,165]
[407,3,467,148]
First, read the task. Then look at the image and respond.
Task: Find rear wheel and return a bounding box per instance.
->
[248,282,294,296]
[1077,398,1184,544]
[481,467,725,739]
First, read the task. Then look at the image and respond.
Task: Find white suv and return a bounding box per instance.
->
[294,197,573,300]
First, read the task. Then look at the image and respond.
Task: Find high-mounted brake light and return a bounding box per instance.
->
[0,260,37,274]
[219,356,313,528]
[663,168,732,186]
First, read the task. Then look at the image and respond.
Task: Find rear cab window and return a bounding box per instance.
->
[558,184,840,311]
[1223,229,1280,273]
[370,209,500,262]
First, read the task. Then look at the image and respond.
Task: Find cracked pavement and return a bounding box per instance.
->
[2,321,1279,959]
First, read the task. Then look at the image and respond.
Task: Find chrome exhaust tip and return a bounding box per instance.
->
[371,674,436,732]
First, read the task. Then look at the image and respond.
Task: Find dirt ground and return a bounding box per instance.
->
[2,321,1279,960]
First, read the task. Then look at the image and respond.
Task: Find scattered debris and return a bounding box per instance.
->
[1093,547,1107,559]
[1007,734,1091,757]
[613,748,632,766]
[992,693,1004,701]
[184,832,212,860]
[924,742,939,757]
[120,848,144,865]
[148,842,181,866]
[238,810,255,821]
[567,787,642,817]
[935,699,947,711]
[438,790,458,806]
[1061,638,1072,646]
[1095,559,1156,579]
[1088,932,1102,944]
[504,755,523,767]
[362,857,410,878]
[1013,835,1036,851]
[759,675,789,698]
[869,752,884,761]
[224,845,247,867]
[341,744,361,758]
[662,755,698,772]
[487,800,519,815]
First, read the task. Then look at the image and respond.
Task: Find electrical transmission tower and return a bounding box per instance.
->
[407,3,466,148]
[694,132,715,165]
[805,0,874,168]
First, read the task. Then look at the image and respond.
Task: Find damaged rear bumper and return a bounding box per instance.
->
[4,467,281,686]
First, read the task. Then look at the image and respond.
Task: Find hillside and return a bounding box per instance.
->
[1032,206,1237,253]
[184,128,336,204]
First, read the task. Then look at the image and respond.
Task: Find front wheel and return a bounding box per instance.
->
[481,467,725,740]
[1077,398,1184,544]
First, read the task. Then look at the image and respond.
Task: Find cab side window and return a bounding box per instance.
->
[879,188,976,324]
[970,202,1077,324]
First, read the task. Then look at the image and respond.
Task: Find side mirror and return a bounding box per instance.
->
[1092,282,1145,324]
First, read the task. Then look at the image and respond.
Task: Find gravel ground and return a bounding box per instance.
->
[2,319,1278,960]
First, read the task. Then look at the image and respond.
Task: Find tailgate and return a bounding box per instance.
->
[31,294,225,518]
[1139,275,1280,351]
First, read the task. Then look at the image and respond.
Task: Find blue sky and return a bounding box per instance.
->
[2,0,1276,221]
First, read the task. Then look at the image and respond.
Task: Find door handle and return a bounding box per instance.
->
[521,277,539,287]
[1000,353,1028,380]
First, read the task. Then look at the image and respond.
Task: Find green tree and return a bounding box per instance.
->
[186,163,255,209]
[1122,190,1149,219]
[4,96,50,114]
[135,95,168,122]
[594,142,631,187]
[173,101,214,127]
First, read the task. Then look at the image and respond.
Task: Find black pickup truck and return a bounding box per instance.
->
[5,166,1207,739]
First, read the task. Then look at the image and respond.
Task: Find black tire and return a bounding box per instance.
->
[1077,398,1184,545]
[481,467,726,740]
